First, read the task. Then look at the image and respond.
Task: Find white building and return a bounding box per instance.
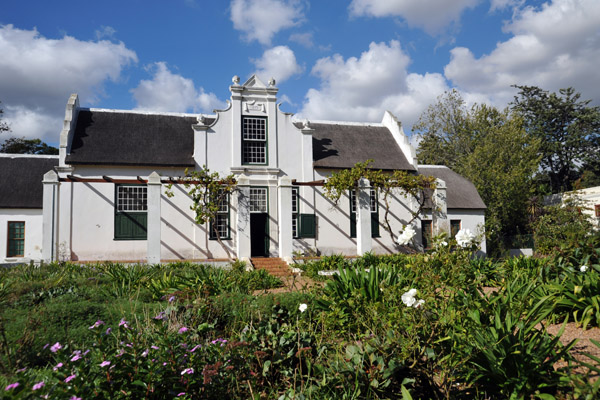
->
[545,186,600,228]
[2,75,486,265]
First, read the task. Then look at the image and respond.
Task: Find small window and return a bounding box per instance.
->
[210,191,230,240]
[242,117,267,165]
[350,188,379,238]
[292,187,299,238]
[421,220,432,249]
[7,221,25,257]
[595,204,600,218]
[450,220,461,237]
[115,185,147,240]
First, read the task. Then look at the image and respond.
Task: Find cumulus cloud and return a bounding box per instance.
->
[230,0,305,45]
[131,62,225,113]
[0,24,137,142]
[300,40,449,127]
[349,0,480,35]
[289,32,314,48]
[252,46,304,84]
[444,0,600,107]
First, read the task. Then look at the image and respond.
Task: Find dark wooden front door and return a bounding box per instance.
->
[250,213,269,257]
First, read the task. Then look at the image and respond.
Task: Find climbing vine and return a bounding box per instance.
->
[323,160,436,243]
[165,166,237,260]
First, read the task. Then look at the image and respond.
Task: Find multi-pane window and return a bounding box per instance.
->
[292,187,299,238]
[7,221,25,257]
[117,186,147,211]
[350,188,379,237]
[450,220,462,237]
[242,117,267,165]
[210,191,230,240]
[249,188,268,213]
[115,185,147,240]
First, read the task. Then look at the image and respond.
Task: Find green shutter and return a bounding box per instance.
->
[299,214,316,238]
[115,213,147,240]
[371,211,380,237]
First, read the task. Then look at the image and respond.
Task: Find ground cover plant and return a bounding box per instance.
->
[2,242,600,399]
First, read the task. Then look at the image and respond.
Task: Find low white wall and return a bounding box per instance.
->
[0,209,43,263]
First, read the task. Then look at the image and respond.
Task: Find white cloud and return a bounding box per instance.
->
[95,25,116,40]
[349,0,480,35]
[0,24,137,143]
[289,32,314,48]
[252,46,304,84]
[131,62,225,113]
[230,0,305,45]
[300,40,449,127]
[444,0,600,107]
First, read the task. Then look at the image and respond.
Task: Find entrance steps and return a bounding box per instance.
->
[251,257,291,277]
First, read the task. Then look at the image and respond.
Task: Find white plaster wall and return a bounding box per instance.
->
[0,209,43,263]
[447,209,486,254]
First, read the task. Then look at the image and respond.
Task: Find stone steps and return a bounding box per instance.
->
[251,257,291,277]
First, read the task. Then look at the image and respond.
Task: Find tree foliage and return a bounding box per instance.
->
[0,137,58,155]
[165,166,237,260]
[414,91,541,255]
[511,86,600,193]
[323,160,436,244]
[0,101,9,133]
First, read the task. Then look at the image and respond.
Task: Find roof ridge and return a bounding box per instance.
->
[0,153,59,159]
[293,119,384,127]
[84,108,214,119]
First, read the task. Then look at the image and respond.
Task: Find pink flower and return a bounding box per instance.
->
[100,361,111,367]
[32,381,45,391]
[89,320,105,329]
[4,382,19,391]
[65,375,76,383]
[178,327,188,334]
[53,362,63,371]
[151,345,159,350]
[50,342,62,353]
[181,367,194,375]
[70,396,82,400]
[105,327,112,335]
[177,393,186,397]
[70,354,82,362]
[118,318,129,329]
[189,345,202,353]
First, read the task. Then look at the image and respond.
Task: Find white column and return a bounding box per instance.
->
[42,170,60,262]
[147,171,162,264]
[236,173,251,261]
[278,176,293,263]
[356,178,372,256]
[433,178,449,235]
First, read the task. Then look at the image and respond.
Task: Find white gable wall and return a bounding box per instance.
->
[0,209,43,263]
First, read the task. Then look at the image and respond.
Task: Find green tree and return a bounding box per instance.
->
[0,137,59,155]
[414,91,541,255]
[511,86,600,194]
[0,101,10,134]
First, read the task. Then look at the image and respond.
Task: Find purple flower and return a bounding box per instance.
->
[153,311,166,320]
[177,393,186,397]
[100,361,111,367]
[4,382,19,391]
[89,320,105,329]
[105,327,112,335]
[181,367,194,375]
[65,375,76,383]
[116,349,125,357]
[168,295,176,303]
[118,318,129,329]
[32,381,45,391]
[189,345,202,353]
[151,345,159,350]
[70,396,82,400]
[70,354,82,362]
[178,327,188,334]
[50,342,62,353]
[16,367,26,373]
[53,362,64,371]
[43,343,49,350]
[141,349,149,357]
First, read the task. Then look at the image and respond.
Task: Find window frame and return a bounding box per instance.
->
[209,190,231,240]
[350,188,380,238]
[7,221,25,257]
[114,184,148,241]
[450,219,462,238]
[292,187,299,238]
[242,116,268,166]
[595,204,600,218]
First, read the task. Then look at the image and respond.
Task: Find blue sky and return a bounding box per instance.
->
[1,0,599,145]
